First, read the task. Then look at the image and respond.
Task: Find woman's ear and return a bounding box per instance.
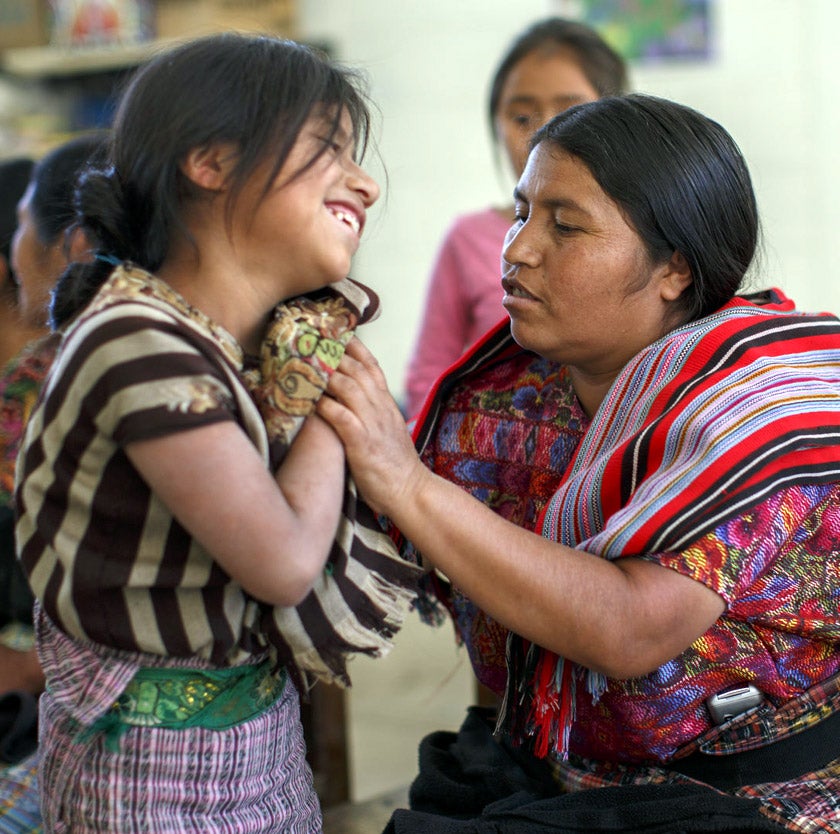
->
[0,255,12,294]
[659,250,693,301]
[178,143,238,192]
[66,227,94,264]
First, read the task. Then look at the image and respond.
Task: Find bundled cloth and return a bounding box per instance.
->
[240,278,423,688]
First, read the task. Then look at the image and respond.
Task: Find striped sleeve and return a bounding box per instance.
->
[41,302,238,449]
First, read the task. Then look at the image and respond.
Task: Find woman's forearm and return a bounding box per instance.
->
[373,460,724,679]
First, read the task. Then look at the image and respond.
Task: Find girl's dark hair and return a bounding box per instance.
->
[28,133,109,245]
[488,17,628,138]
[51,33,373,328]
[531,94,759,321]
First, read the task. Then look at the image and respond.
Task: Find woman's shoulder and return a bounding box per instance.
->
[63,265,243,370]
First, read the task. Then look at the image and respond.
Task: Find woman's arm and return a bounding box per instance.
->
[319,338,725,679]
[126,412,344,607]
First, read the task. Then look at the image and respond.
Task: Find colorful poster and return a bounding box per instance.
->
[554,0,712,63]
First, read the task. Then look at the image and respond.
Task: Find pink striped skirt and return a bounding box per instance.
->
[36,611,322,833]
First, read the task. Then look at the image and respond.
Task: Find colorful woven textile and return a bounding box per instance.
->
[410,333,590,694]
[0,335,59,507]
[0,753,40,834]
[37,610,321,833]
[521,294,840,758]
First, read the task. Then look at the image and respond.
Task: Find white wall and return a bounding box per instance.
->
[299,0,840,403]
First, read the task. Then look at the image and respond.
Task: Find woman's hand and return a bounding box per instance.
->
[317,338,427,516]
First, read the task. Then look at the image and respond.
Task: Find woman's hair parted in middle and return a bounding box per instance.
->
[51,33,374,328]
[531,94,759,323]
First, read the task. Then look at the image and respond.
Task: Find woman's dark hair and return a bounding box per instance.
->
[27,133,109,245]
[488,17,628,137]
[531,94,759,321]
[51,33,373,328]
[0,157,34,268]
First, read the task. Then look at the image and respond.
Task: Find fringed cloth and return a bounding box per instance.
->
[63,265,421,690]
[501,291,840,760]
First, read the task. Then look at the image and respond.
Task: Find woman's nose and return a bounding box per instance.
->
[502,221,540,268]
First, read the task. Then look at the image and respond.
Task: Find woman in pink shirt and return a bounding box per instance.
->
[404,17,628,417]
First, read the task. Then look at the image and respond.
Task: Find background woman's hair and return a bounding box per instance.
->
[0,157,34,269]
[51,32,374,328]
[27,133,109,245]
[488,17,629,137]
[532,93,759,321]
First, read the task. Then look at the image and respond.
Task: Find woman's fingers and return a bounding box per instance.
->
[319,341,423,516]
[342,337,390,391]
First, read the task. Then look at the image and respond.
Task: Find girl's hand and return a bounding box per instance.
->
[318,338,427,516]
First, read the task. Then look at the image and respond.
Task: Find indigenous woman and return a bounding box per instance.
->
[321,95,840,833]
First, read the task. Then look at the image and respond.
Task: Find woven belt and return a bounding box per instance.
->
[669,708,840,790]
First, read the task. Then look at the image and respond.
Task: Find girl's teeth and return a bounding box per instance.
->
[333,210,359,234]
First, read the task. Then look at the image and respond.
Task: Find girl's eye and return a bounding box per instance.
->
[319,137,342,154]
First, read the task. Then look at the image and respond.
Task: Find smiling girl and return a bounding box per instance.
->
[14,33,417,833]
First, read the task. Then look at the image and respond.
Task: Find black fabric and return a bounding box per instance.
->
[670,707,840,790]
[383,707,786,834]
[0,505,33,628]
[0,691,38,764]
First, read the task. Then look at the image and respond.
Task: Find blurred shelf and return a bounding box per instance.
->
[1,38,185,79]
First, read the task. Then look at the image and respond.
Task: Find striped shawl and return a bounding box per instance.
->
[513,292,840,758]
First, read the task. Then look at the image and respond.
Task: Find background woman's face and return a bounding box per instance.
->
[11,185,67,327]
[494,48,600,181]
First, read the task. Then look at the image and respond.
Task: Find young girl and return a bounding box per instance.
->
[15,33,417,833]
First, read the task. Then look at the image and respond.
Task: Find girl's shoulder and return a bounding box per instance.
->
[65,264,243,371]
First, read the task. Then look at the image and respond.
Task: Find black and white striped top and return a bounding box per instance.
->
[16,269,273,667]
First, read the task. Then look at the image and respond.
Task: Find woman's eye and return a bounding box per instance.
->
[512,114,534,129]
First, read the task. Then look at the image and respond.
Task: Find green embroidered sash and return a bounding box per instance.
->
[86,661,285,746]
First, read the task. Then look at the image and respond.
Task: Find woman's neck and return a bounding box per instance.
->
[0,303,48,369]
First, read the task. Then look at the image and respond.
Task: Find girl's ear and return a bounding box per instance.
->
[178,143,239,192]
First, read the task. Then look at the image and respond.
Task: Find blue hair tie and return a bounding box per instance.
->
[95,252,122,266]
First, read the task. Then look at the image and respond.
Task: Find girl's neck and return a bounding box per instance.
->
[156,255,270,356]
